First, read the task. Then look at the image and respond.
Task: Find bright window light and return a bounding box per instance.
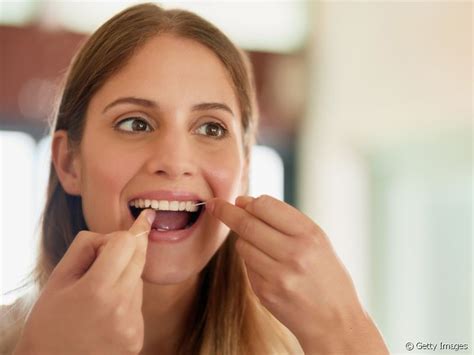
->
[0,133,284,305]
[249,145,284,200]
[0,0,37,26]
[0,131,36,305]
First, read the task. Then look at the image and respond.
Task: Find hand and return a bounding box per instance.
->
[13,209,156,355]
[207,195,389,354]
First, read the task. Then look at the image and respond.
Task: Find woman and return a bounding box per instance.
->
[2,3,389,354]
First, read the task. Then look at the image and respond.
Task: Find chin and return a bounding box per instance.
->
[141,231,229,285]
[142,268,196,285]
[141,252,210,285]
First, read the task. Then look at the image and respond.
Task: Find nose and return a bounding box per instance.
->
[145,129,197,180]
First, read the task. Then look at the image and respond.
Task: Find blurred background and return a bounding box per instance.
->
[0,1,471,354]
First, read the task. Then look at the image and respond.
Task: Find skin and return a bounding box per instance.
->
[14,34,389,354]
[207,196,390,354]
[15,34,247,355]
[70,34,247,353]
[14,210,156,355]
[80,34,246,286]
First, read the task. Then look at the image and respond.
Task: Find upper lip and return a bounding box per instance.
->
[128,190,206,203]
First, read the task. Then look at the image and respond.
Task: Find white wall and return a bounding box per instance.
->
[299,2,472,353]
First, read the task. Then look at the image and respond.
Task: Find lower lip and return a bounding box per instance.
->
[147,209,204,243]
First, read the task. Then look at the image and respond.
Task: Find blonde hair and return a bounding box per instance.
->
[1,3,301,354]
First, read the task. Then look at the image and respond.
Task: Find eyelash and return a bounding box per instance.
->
[114,116,229,139]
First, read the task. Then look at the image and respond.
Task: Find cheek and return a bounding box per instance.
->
[79,136,140,232]
[202,146,244,202]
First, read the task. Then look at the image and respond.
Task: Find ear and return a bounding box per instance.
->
[52,130,82,196]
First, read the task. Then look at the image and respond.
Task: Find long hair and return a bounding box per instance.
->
[1,3,301,354]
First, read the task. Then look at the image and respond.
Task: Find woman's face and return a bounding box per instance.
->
[75,34,246,284]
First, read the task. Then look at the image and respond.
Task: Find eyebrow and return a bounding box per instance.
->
[191,102,234,116]
[102,96,234,116]
[102,97,156,113]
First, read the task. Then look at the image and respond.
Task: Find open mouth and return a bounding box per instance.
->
[129,200,204,231]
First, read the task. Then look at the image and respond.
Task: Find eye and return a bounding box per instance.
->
[115,117,152,133]
[195,122,228,139]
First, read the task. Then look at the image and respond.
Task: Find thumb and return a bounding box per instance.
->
[129,208,155,237]
[127,209,155,270]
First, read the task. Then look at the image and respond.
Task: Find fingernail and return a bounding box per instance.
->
[145,209,156,225]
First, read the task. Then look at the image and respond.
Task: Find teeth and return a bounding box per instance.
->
[159,200,169,210]
[170,201,179,211]
[129,199,200,212]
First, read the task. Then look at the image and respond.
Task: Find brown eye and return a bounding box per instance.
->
[196,122,227,139]
[116,117,152,133]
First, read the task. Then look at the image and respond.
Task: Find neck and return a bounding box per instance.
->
[140,275,200,355]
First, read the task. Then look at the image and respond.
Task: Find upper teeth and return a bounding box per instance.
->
[129,199,200,212]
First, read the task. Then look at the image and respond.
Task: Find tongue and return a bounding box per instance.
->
[151,211,191,231]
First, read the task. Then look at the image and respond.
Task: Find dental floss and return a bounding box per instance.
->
[135,230,149,238]
[194,202,207,206]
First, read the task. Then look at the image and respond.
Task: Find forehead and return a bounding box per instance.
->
[89,34,238,114]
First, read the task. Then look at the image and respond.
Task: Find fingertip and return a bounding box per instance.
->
[235,195,254,208]
[206,198,216,214]
[129,209,155,236]
[144,209,156,225]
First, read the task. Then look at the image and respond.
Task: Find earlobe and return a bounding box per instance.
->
[52,130,82,196]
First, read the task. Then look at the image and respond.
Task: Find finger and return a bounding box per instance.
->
[117,228,149,291]
[97,243,106,256]
[129,209,155,237]
[235,195,254,208]
[120,209,154,287]
[243,195,318,237]
[128,282,145,347]
[122,277,144,314]
[207,198,290,261]
[51,231,108,283]
[85,209,155,287]
[235,237,277,282]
